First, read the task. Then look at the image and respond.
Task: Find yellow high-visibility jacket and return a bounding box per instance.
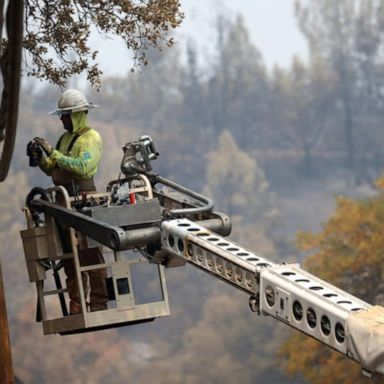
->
[39,112,102,180]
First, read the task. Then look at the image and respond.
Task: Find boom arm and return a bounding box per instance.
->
[28,197,384,375]
[161,218,384,377]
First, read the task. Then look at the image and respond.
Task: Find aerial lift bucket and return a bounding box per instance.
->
[20,184,170,335]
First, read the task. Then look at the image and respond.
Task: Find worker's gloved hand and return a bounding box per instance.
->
[26,140,42,167]
[34,137,53,156]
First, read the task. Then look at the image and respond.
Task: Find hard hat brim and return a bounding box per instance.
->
[49,103,98,116]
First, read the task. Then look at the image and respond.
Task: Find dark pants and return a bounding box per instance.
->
[55,184,108,313]
[63,247,108,312]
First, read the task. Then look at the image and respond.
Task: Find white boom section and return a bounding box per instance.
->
[161,218,384,375]
[161,218,276,295]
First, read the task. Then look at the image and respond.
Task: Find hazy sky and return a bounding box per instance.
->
[90,1,308,76]
[179,1,308,67]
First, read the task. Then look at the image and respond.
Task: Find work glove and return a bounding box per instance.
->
[34,137,53,156]
[26,140,42,167]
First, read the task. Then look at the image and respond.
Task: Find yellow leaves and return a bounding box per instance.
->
[296,230,320,251]
[375,177,384,189]
[282,187,384,382]
[280,328,368,384]
[299,193,384,268]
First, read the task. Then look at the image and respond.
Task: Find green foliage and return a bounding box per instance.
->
[22,0,184,87]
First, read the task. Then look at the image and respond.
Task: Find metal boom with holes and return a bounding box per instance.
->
[20,135,384,377]
[161,218,380,375]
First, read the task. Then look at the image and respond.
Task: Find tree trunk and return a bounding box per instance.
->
[334,3,356,179]
[341,77,355,173]
[0,0,3,57]
[0,259,14,384]
[0,2,15,380]
[0,0,24,181]
[0,2,14,382]
[303,141,313,178]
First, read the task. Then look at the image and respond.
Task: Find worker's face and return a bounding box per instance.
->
[60,113,73,132]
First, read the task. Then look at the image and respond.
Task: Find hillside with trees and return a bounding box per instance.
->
[279,182,384,384]
[3,1,384,382]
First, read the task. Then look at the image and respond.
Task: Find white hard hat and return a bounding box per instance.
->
[49,89,98,115]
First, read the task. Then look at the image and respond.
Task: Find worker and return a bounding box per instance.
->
[27,88,108,315]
